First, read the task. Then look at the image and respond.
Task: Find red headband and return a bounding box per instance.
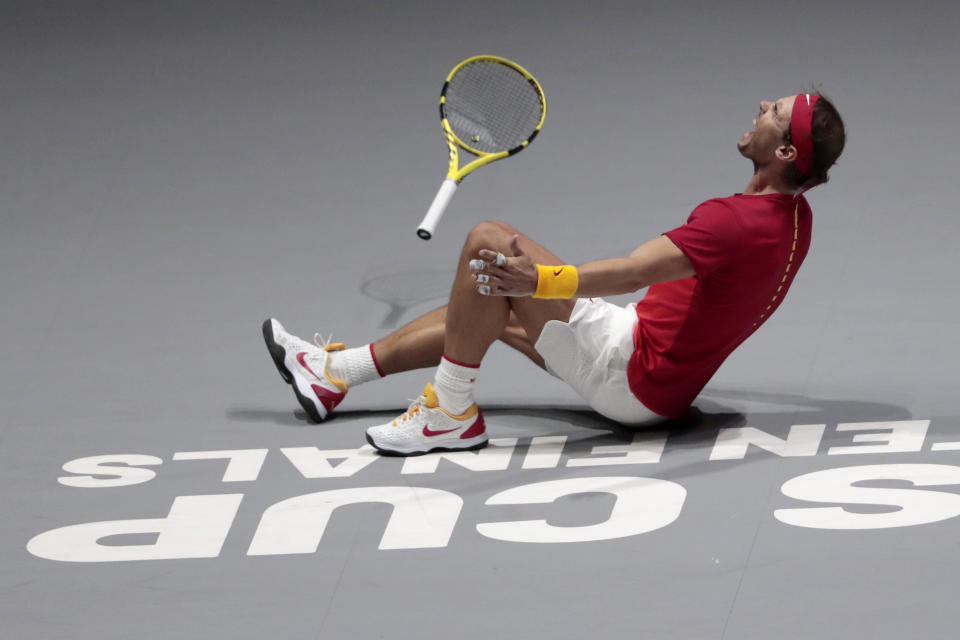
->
[790,93,820,174]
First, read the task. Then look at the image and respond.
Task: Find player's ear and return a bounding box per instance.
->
[776,144,798,163]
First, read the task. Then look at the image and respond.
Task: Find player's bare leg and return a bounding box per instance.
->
[372,306,546,375]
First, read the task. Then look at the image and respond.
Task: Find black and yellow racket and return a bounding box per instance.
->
[416,55,546,240]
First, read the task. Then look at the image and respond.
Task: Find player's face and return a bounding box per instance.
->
[738,95,796,163]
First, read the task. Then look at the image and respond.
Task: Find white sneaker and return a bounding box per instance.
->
[262,318,348,422]
[366,383,488,456]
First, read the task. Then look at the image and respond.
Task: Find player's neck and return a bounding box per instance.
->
[744,169,794,196]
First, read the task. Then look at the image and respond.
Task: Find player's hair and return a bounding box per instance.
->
[782,92,846,191]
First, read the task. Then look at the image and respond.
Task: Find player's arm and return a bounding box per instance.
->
[574,235,694,297]
[473,234,694,298]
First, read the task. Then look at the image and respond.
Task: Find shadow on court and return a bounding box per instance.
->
[227,388,911,482]
[358,263,450,329]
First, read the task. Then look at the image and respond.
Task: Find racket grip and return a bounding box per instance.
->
[417,178,458,240]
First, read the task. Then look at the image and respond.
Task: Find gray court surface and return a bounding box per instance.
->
[3,1,960,638]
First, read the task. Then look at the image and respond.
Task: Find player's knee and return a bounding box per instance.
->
[467,221,516,249]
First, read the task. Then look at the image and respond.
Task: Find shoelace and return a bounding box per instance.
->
[392,396,427,427]
[312,332,336,351]
[299,332,340,375]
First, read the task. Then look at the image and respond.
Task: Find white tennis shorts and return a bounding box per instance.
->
[534,297,664,425]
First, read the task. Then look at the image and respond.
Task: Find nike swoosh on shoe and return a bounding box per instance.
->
[297,352,323,380]
[422,425,459,437]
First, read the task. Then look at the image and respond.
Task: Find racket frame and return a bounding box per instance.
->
[417,55,546,240]
[440,55,547,180]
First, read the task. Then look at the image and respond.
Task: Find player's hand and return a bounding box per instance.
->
[470,235,538,297]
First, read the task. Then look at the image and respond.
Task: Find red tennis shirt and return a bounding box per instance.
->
[626,193,813,418]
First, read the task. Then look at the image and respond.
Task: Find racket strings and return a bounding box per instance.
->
[445,61,543,153]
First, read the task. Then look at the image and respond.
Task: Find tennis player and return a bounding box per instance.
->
[265,92,845,455]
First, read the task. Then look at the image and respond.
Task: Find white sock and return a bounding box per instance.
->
[328,345,383,388]
[434,355,478,414]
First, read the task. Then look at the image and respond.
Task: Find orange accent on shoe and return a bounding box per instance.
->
[423,382,480,420]
[422,383,440,408]
[323,360,348,393]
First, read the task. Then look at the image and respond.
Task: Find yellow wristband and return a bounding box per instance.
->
[533,264,579,299]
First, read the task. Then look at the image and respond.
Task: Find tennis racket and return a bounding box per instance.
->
[416,55,546,240]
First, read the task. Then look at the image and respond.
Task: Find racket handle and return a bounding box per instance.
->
[417,178,458,240]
